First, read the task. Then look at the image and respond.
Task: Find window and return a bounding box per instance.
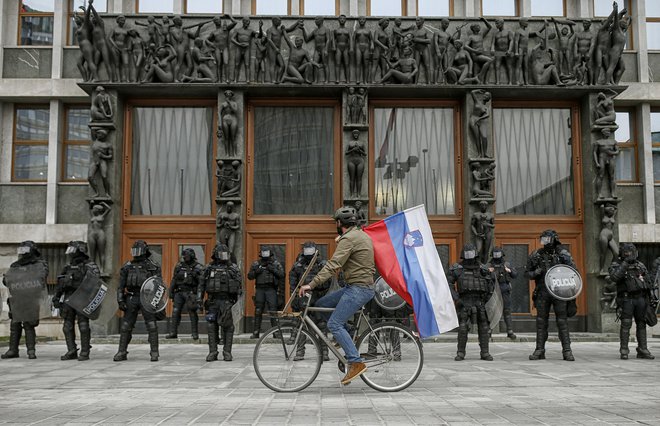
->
[651,111,660,181]
[13,106,50,182]
[254,0,289,15]
[614,111,637,182]
[368,0,405,16]
[481,0,517,17]
[137,0,174,13]
[185,0,224,14]
[62,107,90,182]
[373,106,457,216]
[302,0,338,15]
[19,0,54,45]
[530,0,564,17]
[594,0,633,50]
[494,107,575,215]
[68,0,107,45]
[646,1,660,50]
[417,0,450,16]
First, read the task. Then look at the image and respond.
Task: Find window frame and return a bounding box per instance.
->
[415,0,453,16]
[251,0,292,15]
[61,105,91,183]
[367,0,407,17]
[480,0,520,17]
[647,18,660,51]
[651,109,660,183]
[18,1,55,46]
[12,104,50,183]
[613,109,638,183]
[184,0,225,14]
[300,0,340,16]
[66,0,108,46]
[529,0,566,17]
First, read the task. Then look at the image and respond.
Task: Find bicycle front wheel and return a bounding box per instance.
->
[253,324,322,392]
[355,322,424,392]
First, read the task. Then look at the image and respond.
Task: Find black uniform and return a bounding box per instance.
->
[248,254,284,338]
[53,244,100,361]
[114,241,162,362]
[167,252,204,339]
[366,295,412,360]
[448,253,494,361]
[527,231,577,361]
[488,252,518,339]
[609,244,656,359]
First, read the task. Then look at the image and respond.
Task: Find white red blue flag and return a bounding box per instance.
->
[364,205,458,338]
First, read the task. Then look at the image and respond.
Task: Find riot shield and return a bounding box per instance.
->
[3,262,48,322]
[545,265,583,301]
[374,276,407,311]
[64,271,108,320]
[140,276,169,314]
[485,283,503,330]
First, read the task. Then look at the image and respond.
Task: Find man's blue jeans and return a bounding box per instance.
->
[314,285,375,364]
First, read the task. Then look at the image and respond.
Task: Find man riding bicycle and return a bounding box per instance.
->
[299,206,375,385]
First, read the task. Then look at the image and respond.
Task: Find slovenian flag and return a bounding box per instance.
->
[363,205,458,338]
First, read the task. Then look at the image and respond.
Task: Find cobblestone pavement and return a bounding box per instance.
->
[1,339,660,425]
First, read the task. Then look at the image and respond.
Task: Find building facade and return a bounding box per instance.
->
[1,0,659,337]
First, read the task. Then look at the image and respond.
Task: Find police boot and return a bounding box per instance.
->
[61,322,78,360]
[190,313,199,340]
[251,313,262,339]
[636,326,655,359]
[478,323,493,361]
[147,324,159,362]
[529,319,547,360]
[367,334,377,356]
[78,321,91,361]
[24,325,37,359]
[219,328,225,346]
[392,330,402,362]
[1,322,22,359]
[619,319,632,359]
[455,326,468,361]
[222,329,233,361]
[165,316,179,339]
[321,342,330,362]
[504,309,516,340]
[206,323,219,362]
[270,317,281,339]
[113,330,131,361]
[294,339,305,361]
[557,320,574,361]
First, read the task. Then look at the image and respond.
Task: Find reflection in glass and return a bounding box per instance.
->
[303,0,335,15]
[614,112,630,143]
[146,244,163,268]
[370,0,402,16]
[653,151,660,181]
[647,22,660,50]
[502,244,531,313]
[21,0,55,12]
[131,107,214,216]
[256,0,288,15]
[16,108,50,140]
[20,16,54,45]
[530,0,563,16]
[186,0,223,13]
[14,144,48,180]
[652,113,660,141]
[417,0,450,16]
[482,0,516,16]
[594,0,628,16]
[179,244,206,263]
[435,244,450,273]
[494,108,574,215]
[65,145,90,180]
[373,108,455,216]
[138,0,174,13]
[615,148,634,181]
[67,108,90,140]
[253,107,335,215]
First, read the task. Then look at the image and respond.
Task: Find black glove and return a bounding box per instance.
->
[534,267,544,277]
[52,296,61,310]
[117,295,127,312]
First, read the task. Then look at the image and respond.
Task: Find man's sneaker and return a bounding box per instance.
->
[340,362,367,385]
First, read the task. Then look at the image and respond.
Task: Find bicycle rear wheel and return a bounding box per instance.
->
[355,322,423,392]
[253,324,322,392]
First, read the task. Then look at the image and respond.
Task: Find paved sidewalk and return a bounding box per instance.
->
[1,340,660,425]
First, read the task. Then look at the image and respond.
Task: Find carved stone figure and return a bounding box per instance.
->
[491,18,514,85]
[90,86,113,122]
[593,128,620,200]
[434,18,453,84]
[303,17,331,83]
[392,18,414,58]
[354,17,372,84]
[512,18,537,85]
[599,203,619,275]
[471,163,494,198]
[412,17,433,84]
[281,33,320,84]
[254,21,273,83]
[129,30,146,82]
[593,90,618,131]
[73,3,98,82]
[217,160,241,197]
[217,201,240,254]
[332,14,352,84]
[347,87,366,124]
[530,22,564,86]
[141,44,176,83]
[232,17,258,82]
[265,17,299,83]
[370,18,391,83]
[575,20,595,85]
[469,90,491,159]
[182,36,217,83]
[354,200,367,227]
[346,130,366,197]
[206,14,238,83]
[88,201,111,275]
[379,45,418,84]
[108,15,133,82]
[88,129,113,198]
[471,201,494,263]
[89,1,116,81]
[220,90,239,156]
[135,15,163,48]
[606,4,630,85]
[550,17,576,77]
[593,4,625,84]
[465,18,494,84]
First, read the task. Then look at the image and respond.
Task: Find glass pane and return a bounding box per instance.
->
[13,144,48,180]
[67,108,90,140]
[70,0,107,12]
[418,0,449,16]
[482,0,516,16]
[649,23,660,50]
[304,0,335,15]
[256,0,287,15]
[370,1,402,16]
[146,244,163,268]
[501,244,530,313]
[494,108,574,215]
[374,108,455,216]
[615,147,634,181]
[186,0,223,13]
[64,144,90,181]
[20,16,54,45]
[652,112,660,142]
[647,2,660,17]
[594,0,628,16]
[21,0,55,12]
[530,0,563,16]
[16,108,50,141]
[179,244,206,263]
[653,150,660,181]
[435,244,450,273]
[253,107,335,215]
[131,107,214,215]
[614,112,630,143]
[138,0,174,13]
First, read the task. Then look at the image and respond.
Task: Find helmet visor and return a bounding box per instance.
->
[261,249,271,258]
[492,251,503,259]
[219,252,229,261]
[65,246,77,255]
[303,247,316,256]
[17,246,30,255]
[463,250,477,260]
[540,236,553,246]
[131,247,145,257]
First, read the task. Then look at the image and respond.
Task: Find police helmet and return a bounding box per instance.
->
[212,243,231,262]
[131,240,151,258]
[540,229,561,247]
[461,243,478,260]
[491,246,504,260]
[17,240,40,258]
[66,240,89,258]
[333,206,357,227]
[181,247,196,262]
[302,241,317,258]
[620,243,638,261]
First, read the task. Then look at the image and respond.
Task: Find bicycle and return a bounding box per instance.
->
[252,253,424,392]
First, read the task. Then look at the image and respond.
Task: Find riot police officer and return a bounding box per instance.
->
[166,248,203,340]
[488,247,517,339]
[609,243,656,360]
[198,244,242,362]
[289,241,331,361]
[448,243,495,361]
[248,248,284,338]
[1,241,48,359]
[53,241,100,361]
[527,229,577,361]
[114,240,162,362]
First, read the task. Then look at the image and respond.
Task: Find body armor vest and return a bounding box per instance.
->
[125,261,157,290]
[206,263,240,295]
[491,262,511,286]
[173,262,199,290]
[456,266,490,294]
[615,262,648,294]
[59,263,86,294]
[291,260,328,292]
[255,263,276,287]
